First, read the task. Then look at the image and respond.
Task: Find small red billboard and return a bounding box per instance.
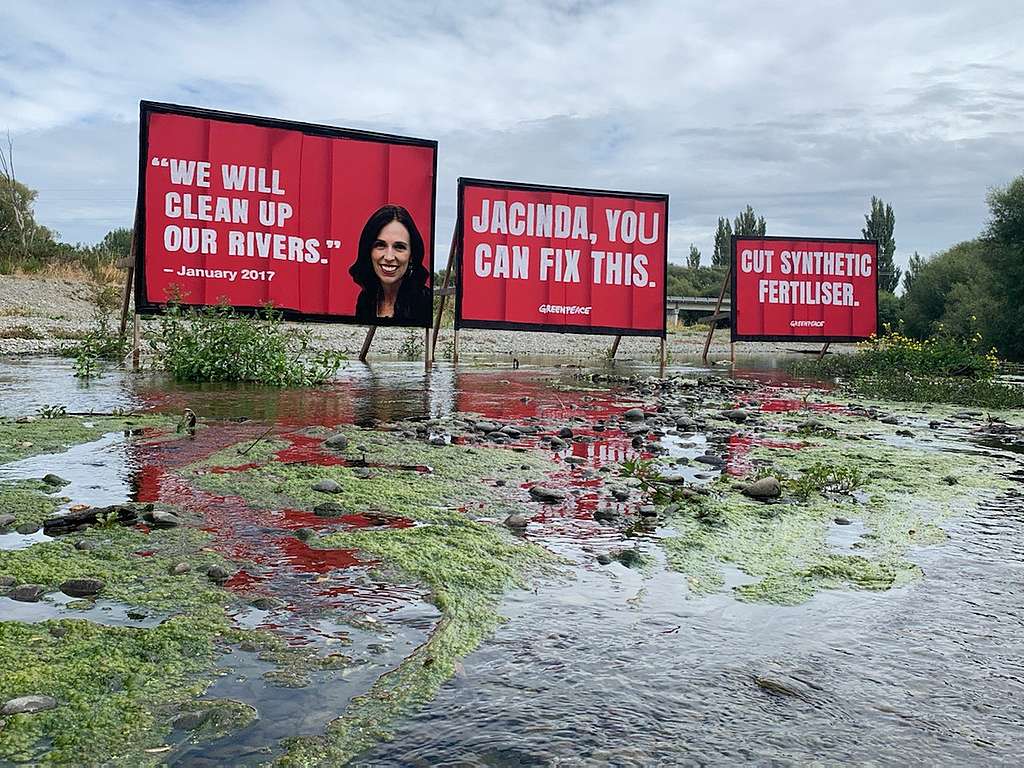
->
[456,178,668,337]
[134,101,437,327]
[731,236,879,342]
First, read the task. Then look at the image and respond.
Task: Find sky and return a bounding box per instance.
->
[1,0,1022,277]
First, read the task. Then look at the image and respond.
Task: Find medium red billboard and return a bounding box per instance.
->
[134,101,436,326]
[731,236,879,342]
[456,179,668,337]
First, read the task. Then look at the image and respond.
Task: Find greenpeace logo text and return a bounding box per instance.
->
[789,319,825,328]
[538,304,592,316]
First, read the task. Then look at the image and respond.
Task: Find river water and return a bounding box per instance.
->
[1,356,1022,767]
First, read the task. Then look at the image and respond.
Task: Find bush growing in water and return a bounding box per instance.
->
[148,301,345,386]
[60,284,128,379]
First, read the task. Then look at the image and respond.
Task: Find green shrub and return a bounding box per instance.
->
[147,301,345,386]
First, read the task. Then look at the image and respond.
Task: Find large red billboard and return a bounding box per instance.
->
[135,101,436,326]
[456,179,668,337]
[731,236,879,342]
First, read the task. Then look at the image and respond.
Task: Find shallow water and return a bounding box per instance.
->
[1,356,1022,766]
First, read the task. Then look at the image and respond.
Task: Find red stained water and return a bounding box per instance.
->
[727,434,806,476]
[758,399,847,413]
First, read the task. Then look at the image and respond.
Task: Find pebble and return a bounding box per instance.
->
[528,486,568,503]
[169,562,191,576]
[743,477,782,499]
[311,479,343,494]
[41,473,68,486]
[610,487,630,502]
[723,408,750,423]
[1,695,58,716]
[557,427,574,438]
[596,553,613,565]
[623,408,645,421]
[206,566,231,584]
[15,522,40,535]
[323,433,349,451]
[60,578,105,598]
[74,539,99,551]
[313,502,346,518]
[8,584,45,602]
[503,513,530,530]
[593,507,618,522]
[147,510,181,528]
[834,517,852,525]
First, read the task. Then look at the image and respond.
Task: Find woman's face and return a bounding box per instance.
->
[371,220,411,287]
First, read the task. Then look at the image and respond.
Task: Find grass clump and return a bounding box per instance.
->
[789,462,863,501]
[147,300,345,386]
[58,283,127,380]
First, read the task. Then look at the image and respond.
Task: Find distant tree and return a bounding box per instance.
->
[902,251,924,294]
[98,227,133,261]
[712,217,732,267]
[863,196,899,292]
[980,175,1024,360]
[901,240,986,340]
[733,204,766,238]
[687,243,701,270]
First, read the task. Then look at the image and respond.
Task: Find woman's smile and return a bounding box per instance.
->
[371,220,411,287]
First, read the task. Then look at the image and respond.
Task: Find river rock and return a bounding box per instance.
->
[313,502,346,518]
[610,487,630,502]
[0,514,16,528]
[880,415,900,425]
[169,562,191,576]
[172,710,211,730]
[593,506,618,522]
[206,566,231,584]
[743,477,782,499]
[41,473,68,487]
[623,408,645,421]
[8,584,45,602]
[548,437,566,450]
[503,512,530,530]
[723,408,750,423]
[311,479,343,494]
[528,486,568,503]
[639,505,659,518]
[475,421,499,433]
[0,575,15,588]
[1,695,58,715]
[251,596,285,611]
[596,553,613,565]
[834,517,852,525]
[147,510,181,528]
[352,467,372,479]
[60,578,104,597]
[294,528,315,541]
[15,522,40,535]
[557,427,574,438]
[565,456,586,465]
[695,454,726,468]
[323,433,349,451]
[74,539,99,551]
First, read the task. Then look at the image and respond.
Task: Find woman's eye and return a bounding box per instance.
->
[395,243,408,252]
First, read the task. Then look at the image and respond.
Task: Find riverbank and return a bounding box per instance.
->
[0,274,849,360]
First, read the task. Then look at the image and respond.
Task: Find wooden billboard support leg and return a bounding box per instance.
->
[119,228,137,342]
[424,328,431,370]
[452,329,460,365]
[818,341,830,361]
[431,221,459,360]
[702,263,732,364]
[730,341,736,365]
[608,334,622,362]
[359,326,376,362]
[131,314,141,370]
[659,337,667,377]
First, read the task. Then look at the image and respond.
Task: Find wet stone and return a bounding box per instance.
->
[251,596,285,611]
[41,473,68,487]
[529,486,568,503]
[294,528,315,541]
[593,507,618,522]
[623,408,645,421]
[834,517,852,525]
[312,479,343,494]
[565,456,587,465]
[0,514,15,528]
[60,578,105,598]
[1,695,58,716]
[0,575,16,588]
[743,477,782,499]
[15,522,41,535]
[549,437,566,450]
[323,433,349,451]
[74,539,99,551]
[503,513,530,530]
[8,584,45,602]
[610,487,630,502]
[596,553,613,565]
[695,454,726,468]
[428,436,447,446]
[352,467,372,479]
[723,408,750,423]
[206,566,231,584]
[173,710,211,731]
[314,502,346,518]
[557,427,574,438]
[169,562,191,576]
[639,505,659,518]
[147,510,181,528]
[880,415,900,425]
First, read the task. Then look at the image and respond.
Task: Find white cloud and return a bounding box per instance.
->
[1,0,1022,270]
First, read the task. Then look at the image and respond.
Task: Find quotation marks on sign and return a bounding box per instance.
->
[325,240,342,249]
[151,157,170,167]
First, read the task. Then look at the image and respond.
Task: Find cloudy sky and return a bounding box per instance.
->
[2,0,1021,277]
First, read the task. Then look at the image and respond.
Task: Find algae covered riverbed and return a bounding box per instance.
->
[1,356,1023,766]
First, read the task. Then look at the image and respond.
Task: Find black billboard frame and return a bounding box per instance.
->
[132,100,439,328]
[728,234,880,344]
[453,177,669,340]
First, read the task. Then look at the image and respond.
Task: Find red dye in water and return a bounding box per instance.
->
[727,434,805,476]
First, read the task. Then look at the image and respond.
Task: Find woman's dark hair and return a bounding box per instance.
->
[349,204,430,323]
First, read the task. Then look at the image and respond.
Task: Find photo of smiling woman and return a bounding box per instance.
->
[349,204,432,325]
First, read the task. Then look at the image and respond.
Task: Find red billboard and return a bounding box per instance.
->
[134,101,436,326]
[456,179,668,337]
[731,236,879,342]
